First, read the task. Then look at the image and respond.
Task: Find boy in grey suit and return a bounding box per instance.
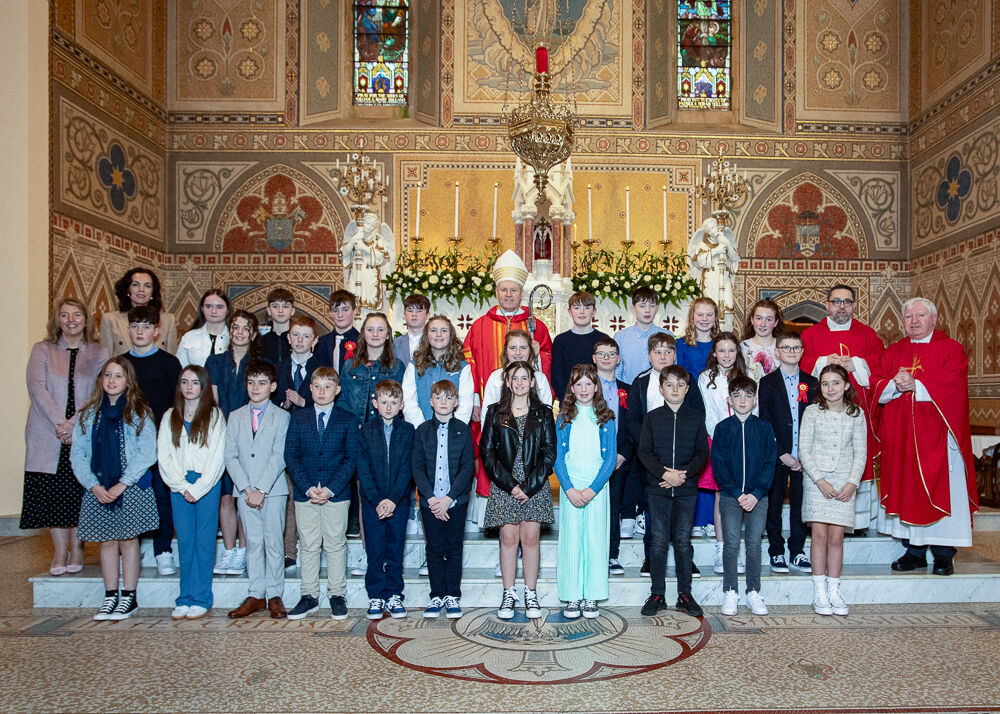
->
[225,360,291,619]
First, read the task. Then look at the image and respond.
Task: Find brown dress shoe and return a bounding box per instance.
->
[268,596,288,619]
[227,596,266,618]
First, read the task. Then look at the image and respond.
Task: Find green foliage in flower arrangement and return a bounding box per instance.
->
[383,247,499,307]
[572,249,700,308]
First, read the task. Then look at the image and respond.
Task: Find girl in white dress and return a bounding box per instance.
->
[739,299,784,382]
[798,364,867,617]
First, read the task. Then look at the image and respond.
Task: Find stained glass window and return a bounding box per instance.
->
[353,1,409,106]
[677,1,731,110]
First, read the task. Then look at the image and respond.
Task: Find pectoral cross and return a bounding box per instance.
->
[839,343,850,357]
[901,355,922,375]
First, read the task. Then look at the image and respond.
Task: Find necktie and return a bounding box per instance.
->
[293,363,304,390]
[317,410,326,438]
[251,407,262,435]
[334,335,343,372]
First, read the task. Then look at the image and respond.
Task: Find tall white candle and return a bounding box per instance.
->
[587,184,593,242]
[662,185,667,244]
[625,186,630,243]
[415,186,421,237]
[492,182,499,239]
[454,181,460,237]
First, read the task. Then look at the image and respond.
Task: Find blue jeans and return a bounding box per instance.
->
[361,499,408,600]
[171,481,221,608]
[720,493,768,594]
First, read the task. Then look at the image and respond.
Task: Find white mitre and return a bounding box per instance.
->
[492,249,528,287]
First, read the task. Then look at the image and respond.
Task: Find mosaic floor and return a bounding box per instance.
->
[2,534,1000,713]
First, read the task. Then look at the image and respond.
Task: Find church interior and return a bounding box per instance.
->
[2,1,1000,712]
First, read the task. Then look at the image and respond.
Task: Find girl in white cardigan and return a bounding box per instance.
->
[158,365,226,619]
[175,289,230,367]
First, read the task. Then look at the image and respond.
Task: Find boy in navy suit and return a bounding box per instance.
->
[275,315,323,411]
[315,289,360,373]
[357,379,415,619]
[283,367,360,621]
[412,380,474,620]
[758,331,818,573]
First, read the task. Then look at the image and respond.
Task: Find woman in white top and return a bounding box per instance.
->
[157,365,227,620]
[175,289,230,368]
[481,329,553,413]
[739,299,784,382]
[100,268,179,356]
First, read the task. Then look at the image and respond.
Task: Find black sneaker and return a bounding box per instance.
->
[284,555,297,569]
[346,520,362,539]
[108,592,137,620]
[770,554,790,573]
[93,593,118,621]
[640,593,666,616]
[330,595,348,620]
[691,562,701,578]
[640,558,650,577]
[676,593,704,617]
[608,558,625,576]
[286,595,319,620]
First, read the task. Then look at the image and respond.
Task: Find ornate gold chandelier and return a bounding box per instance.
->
[688,150,749,226]
[506,45,578,205]
[330,151,387,221]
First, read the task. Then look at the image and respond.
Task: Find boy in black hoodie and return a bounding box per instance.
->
[638,365,709,617]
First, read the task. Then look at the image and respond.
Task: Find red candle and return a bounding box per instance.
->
[535,45,549,74]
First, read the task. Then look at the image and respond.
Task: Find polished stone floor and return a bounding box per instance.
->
[3,533,1000,713]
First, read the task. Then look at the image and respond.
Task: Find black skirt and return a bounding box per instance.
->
[20,445,84,529]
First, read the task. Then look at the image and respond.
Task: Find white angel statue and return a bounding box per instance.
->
[342,210,396,308]
[688,216,740,317]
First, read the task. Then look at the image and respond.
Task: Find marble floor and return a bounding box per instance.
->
[3,533,1000,713]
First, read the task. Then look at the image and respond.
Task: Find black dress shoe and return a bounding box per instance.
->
[891,552,928,571]
[932,558,954,576]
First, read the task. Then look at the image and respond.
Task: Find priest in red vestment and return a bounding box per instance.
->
[874,297,977,576]
[463,250,553,506]
[801,285,885,532]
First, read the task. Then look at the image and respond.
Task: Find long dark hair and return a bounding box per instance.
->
[227,309,263,362]
[189,289,231,331]
[494,361,543,424]
[413,315,465,376]
[741,298,785,342]
[816,364,861,417]
[702,331,748,389]
[560,363,614,428]
[169,365,219,448]
[351,312,397,371]
[114,267,164,312]
[79,357,152,435]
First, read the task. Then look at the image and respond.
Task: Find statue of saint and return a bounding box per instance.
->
[688,216,740,316]
[342,210,395,308]
[511,157,539,224]
[546,158,575,223]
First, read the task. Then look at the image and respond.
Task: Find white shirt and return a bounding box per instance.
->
[401,362,475,427]
[646,369,665,412]
[809,317,872,387]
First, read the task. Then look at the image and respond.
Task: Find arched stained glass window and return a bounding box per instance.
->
[677,1,731,110]
[353,1,409,106]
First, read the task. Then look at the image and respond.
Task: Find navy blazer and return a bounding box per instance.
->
[757,368,818,458]
[622,369,705,461]
[273,354,324,410]
[412,417,474,507]
[283,404,359,502]
[316,327,361,372]
[710,414,777,500]
[356,414,415,506]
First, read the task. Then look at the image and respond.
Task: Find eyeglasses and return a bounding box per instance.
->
[778,345,803,353]
[828,298,855,307]
[594,351,619,359]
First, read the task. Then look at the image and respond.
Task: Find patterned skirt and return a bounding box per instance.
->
[20,446,84,529]
[483,481,555,527]
[77,486,159,542]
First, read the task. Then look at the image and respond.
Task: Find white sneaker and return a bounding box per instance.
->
[170,605,190,619]
[213,548,234,575]
[350,552,367,577]
[155,552,176,576]
[828,587,849,616]
[186,605,209,619]
[633,513,646,536]
[705,524,716,538]
[721,590,738,616]
[813,587,833,616]
[746,590,768,616]
[620,518,636,539]
[227,547,246,575]
[713,545,724,574]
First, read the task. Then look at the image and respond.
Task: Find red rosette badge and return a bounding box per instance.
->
[797,382,809,403]
[344,341,357,360]
[618,388,628,408]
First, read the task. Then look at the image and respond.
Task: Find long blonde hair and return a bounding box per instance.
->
[45,298,98,344]
[413,315,465,376]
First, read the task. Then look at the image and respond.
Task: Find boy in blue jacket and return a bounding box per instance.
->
[710,375,777,617]
[357,379,415,620]
[283,367,359,621]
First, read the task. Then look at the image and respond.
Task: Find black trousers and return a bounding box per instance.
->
[421,501,468,599]
[150,465,174,556]
[647,488,697,597]
[607,462,632,559]
[766,463,807,558]
[903,539,957,560]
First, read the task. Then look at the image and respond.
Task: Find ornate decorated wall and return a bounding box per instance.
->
[44,0,996,417]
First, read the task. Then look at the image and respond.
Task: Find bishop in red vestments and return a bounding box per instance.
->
[801,285,885,531]
[874,298,977,575]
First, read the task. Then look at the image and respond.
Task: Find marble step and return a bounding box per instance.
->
[139,530,904,570]
[30,560,1000,609]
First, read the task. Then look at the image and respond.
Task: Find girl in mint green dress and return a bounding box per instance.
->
[554,364,617,620]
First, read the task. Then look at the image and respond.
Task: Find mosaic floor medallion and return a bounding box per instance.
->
[366,606,711,684]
